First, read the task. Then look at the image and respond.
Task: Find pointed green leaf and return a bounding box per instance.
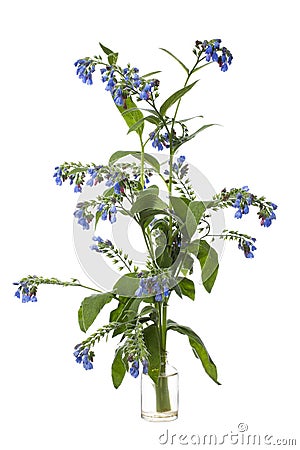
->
[167,319,220,385]
[113,273,140,298]
[116,97,144,136]
[108,52,118,65]
[190,240,219,293]
[78,293,113,333]
[160,48,189,74]
[189,200,206,225]
[111,347,126,389]
[182,124,218,145]
[99,42,116,56]
[198,240,219,293]
[131,192,168,215]
[178,277,195,300]
[159,81,198,117]
[122,106,160,117]
[109,150,160,173]
[141,70,162,78]
[143,324,160,384]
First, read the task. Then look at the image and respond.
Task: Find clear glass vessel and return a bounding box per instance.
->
[141,362,179,422]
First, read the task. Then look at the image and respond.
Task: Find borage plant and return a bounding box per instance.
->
[14,39,277,421]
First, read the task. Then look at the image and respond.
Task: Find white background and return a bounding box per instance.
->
[1,0,299,448]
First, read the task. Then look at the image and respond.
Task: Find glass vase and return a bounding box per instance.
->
[141,362,179,422]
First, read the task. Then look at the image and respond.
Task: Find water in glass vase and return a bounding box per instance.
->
[141,362,179,422]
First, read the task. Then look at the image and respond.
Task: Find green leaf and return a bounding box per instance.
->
[190,240,219,293]
[144,115,160,125]
[180,253,194,277]
[113,273,140,298]
[167,320,220,385]
[109,150,160,173]
[177,114,204,124]
[141,70,162,78]
[178,277,195,300]
[127,114,160,134]
[111,347,126,389]
[182,124,218,146]
[131,192,168,215]
[189,200,206,225]
[108,52,119,65]
[198,240,219,293]
[99,42,116,56]
[160,48,189,74]
[159,81,198,117]
[122,106,160,117]
[143,324,161,384]
[170,196,203,238]
[116,97,144,136]
[78,293,113,333]
[138,208,171,230]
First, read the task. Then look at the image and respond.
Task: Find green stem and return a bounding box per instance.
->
[139,134,145,188]
[155,301,171,412]
[77,283,103,293]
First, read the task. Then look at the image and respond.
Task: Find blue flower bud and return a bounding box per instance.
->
[234,209,242,219]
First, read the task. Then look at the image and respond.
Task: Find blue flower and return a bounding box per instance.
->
[74,185,82,193]
[73,346,94,370]
[235,209,242,219]
[101,210,108,221]
[140,83,152,100]
[130,360,139,378]
[74,209,83,219]
[114,182,122,194]
[15,290,21,299]
[93,235,104,243]
[74,59,95,85]
[109,213,117,224]
[238,238,257,259]
[177,155,186,164]
[142,359,149,375]
[213,39,221,49]
[105,77,115,93]
[221,62,228,72]
[78,217,90,230]
[114,87,124,107]
[155,293,163,302]
[243,205,249,214]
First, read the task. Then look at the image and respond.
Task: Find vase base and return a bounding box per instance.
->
[141,410,178,422]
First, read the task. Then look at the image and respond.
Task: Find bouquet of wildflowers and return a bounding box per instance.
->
[14,39,277,418]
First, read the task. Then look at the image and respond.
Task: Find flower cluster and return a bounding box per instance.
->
[73,345,94,370]
[90,235,113,253]
[194,39,233,72]
[13,279,37,303]
[129,359,148,378]
[13,276,82,303]
[164,155,188,178]
[238,238,257,259]
[135,274,170,302]
[213,186,278,228]
[53,164,87,193]
[233,186,253,219]
[54,161,153,195]
[74,196,119,230]
[74,59,96,84]
[149,131,170,151]
[99,64,160,107]
[90,236,135,272]
[259,203,277,227]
